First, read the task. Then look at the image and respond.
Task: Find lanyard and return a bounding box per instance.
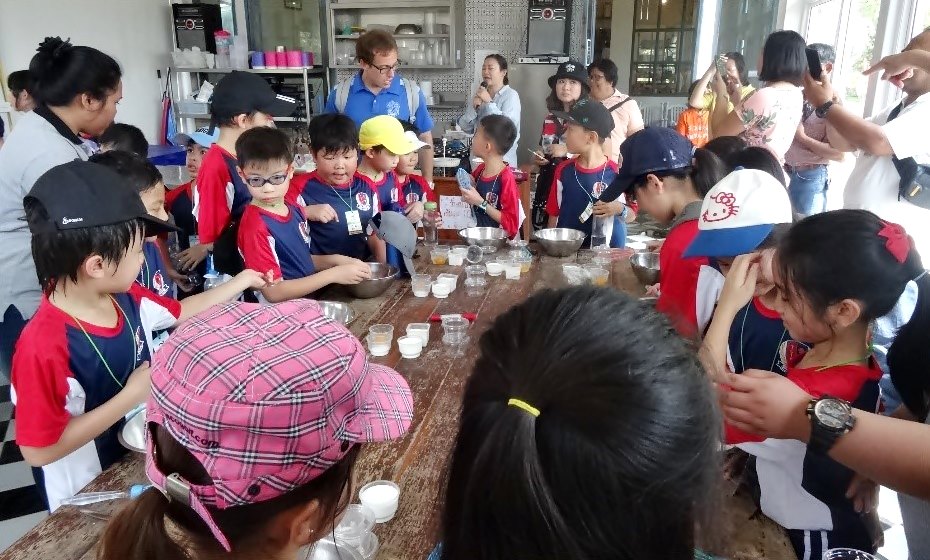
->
[572,161,609,204]
[329,183,354,211]
[62,296,138,388]
[814,352,872,372]
[139,254,151,289]
[476,173,500,214]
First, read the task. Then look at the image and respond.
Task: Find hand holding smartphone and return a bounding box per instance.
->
[806,47,823,81]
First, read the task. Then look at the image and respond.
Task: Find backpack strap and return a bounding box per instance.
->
[402,78,421,125]
[607,97,634,113]
[335,77,354,114]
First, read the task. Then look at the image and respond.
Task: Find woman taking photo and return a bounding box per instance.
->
[531,60,589,230]
[711,30,805,164]
[458,54,521,168]
[587,58,644,163]
[0,37,122,379]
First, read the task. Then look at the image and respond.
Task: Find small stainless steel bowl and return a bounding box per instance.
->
[459,227,507,253]
[317,301,357,325]
[345,263,399,299]
[535,228,586,257]
[630,251,661,285]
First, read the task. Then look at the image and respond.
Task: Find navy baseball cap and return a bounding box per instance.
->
[552,98,615,140]
[210,71,297,122]
[598,127,695,202]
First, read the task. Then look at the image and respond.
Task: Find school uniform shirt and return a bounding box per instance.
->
[165,181,198,250]
[293,172,380,260]
[472,164,521,238]
[392,172,437,213]
[727,297,794,375]
[729,350,881,556]
[195,144,251,245]
[656,201,707,337]
[138,240,175,300]
[10,284,181,511]
[359,172,396,213]
[237,203,316,282]
[546,158,626,247]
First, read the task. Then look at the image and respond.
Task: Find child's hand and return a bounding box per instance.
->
[645,282,661,296]
[533,151,550,166]
[332,261,372,285]
[306,204,339,223]
[167,269,193,292]
[593,200,623,217]
[178,244,209,271]
[123,361,152,405]
[405,201,425,223]
[461,187,485,206]
[846,473,879,513]
[718,253,759,315]
[237,269,275,289]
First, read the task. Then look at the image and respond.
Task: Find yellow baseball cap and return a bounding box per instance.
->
[359,115,420,155]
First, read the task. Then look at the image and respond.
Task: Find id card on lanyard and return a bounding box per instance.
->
[330,185,364,235]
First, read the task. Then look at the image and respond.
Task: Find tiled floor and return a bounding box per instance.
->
[0,380,48,552]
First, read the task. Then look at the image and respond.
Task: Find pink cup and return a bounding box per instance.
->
[286,50,302,67]
[263,50,278,68]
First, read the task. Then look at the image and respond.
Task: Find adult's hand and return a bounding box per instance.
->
[178,244,210,271]
[548,144,568,158]
[863,50,930,88]
[711,71,728,98]
[718,369,812,440]
[476,86,492,105]
[803,72,836,108]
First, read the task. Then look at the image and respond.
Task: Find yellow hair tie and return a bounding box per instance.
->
[508,398,540,417]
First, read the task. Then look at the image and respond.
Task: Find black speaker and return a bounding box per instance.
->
[173,3,223,54]
[527,0,572,56]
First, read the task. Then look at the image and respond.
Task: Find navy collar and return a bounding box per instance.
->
[33,105,83,145]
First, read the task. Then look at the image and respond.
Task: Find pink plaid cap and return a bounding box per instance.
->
[144,300,413,551]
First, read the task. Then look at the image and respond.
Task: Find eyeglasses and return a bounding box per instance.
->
[369,63,399,75]
[244,171,289,189]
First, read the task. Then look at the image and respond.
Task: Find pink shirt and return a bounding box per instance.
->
[736,85,803,164]
[784,103,829,167]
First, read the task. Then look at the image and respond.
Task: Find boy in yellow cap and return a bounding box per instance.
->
[356,115,423,224]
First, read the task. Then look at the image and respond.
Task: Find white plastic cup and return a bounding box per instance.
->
[406,323,430,346]
[432,281,450,299]
[438,273,458,292]
[486,262,504,276]
[448,252,465,266]
[359,481,400,523]
[397,336,423,359]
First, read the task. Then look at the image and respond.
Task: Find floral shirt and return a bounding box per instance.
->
[736,85,803,164]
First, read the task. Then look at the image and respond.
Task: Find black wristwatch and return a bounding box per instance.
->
[815,100,835,118]
[806,396,855,454]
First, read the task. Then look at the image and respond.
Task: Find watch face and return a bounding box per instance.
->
[815,399,850,429]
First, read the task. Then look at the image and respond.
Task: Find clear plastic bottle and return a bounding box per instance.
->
[422,201,440,248]
[203,253,221,291]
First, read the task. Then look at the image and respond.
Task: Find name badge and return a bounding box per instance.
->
[345,210,363,235]
[579,202,594,224]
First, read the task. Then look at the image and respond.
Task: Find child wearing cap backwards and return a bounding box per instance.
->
[461,114,521,237]
[293,113,387,262]
[196,71,296,273]
[702,210,930,559]
[11,161,270,511]
[436,287,722,560]
[235,127,372,303]
[96,299,413,559]
[391,120,437,224]
[356,115,420,220]
[166,126,218,292]
[545,98,632,247]
[599,127,727,336]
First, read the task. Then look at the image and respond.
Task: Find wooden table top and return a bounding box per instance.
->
[0,245,795,560]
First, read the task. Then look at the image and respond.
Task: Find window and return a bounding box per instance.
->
[629,0,699,95]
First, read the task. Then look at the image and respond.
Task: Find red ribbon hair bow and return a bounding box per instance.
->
[877,221,912,264]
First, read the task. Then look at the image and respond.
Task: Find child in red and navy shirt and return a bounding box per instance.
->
[390,122,435,224]
[11,161,270,512]
[234,128,371,303]
[545,99,631,247]
[356,115,421,220]
[195,71,296,271]
[292,114,387,262]
[600,127,726,337]
[461,115,521,238]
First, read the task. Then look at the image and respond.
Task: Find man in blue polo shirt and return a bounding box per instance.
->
[324,29,435,180]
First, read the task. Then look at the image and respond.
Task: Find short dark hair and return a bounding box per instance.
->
[441,287,722,560]
[686,79,703,99]
[98,123,148,159]
[630,147,727,198]
[725,146,786,186]
[724,52,750,85]
[29,36,121,106]
[758,30,807,86]
[308,114,359,156]
[399,120,418,134]
[89,151,162,194]
[25,196,144,294]
[704,135,747,161]
[478,114,517,156]
[356,30,397,63]
[235,127,293,169]
[808,43,836,65]
[587,58,618,87]
[485,54,510,85]
[7,70,32,97]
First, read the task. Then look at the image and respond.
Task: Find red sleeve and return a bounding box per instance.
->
[12,320,73,447]
[196,154,232,244]
[790,364,881,403]
[498,169,521,238]
[127,283,182,320]
[546,159,572,217]
[237,208,284,281]
[655,223,704,337]
[286,174,311,207]
[165,181,191,212]
[413,174,436,202]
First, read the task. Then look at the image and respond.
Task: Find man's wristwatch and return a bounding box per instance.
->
[806,395,855,454]
[479,200,489,211]
[815,100,835,118]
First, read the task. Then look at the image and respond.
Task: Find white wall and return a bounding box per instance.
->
[610,0,636,92]
[0,0,174,142]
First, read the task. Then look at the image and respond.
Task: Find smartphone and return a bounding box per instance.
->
[527,147,546,160]
[715,54,728,78]
[806,47,823,80]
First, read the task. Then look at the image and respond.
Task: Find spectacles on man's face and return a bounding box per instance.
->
[368,62,399,75]
[245,170,289,189]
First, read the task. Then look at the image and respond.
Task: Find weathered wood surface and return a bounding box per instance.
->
[2,246,793,560]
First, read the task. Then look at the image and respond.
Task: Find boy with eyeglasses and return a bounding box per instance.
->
[235,127,371,303]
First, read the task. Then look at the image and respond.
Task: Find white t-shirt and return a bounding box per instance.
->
[843,92,930,261]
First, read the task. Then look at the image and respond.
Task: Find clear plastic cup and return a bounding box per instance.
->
[442,316,469,345]
[411,273,431,297]
[437,273,458,292]
[562,263,587,285]
[501,258,521,280]
[448,251,465,266]
[485,261,503,276]
[430,246,450,265]
[584,265,609,287]
[406,323,430,346]
[368,324,393,345]
[366,334,390,357]
[516,254,533,273]
[465,245,484,264]
[333,504,376,548]
[822,550,877,560]
[464,265,487,287]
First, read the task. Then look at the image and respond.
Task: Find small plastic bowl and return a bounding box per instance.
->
[448,252,465,266]
[358,480,401,523]
[397,336,423,359]
[486,262,504,276]
[583,265,609,286]
[432,281,450,299]
[437,272,458,292]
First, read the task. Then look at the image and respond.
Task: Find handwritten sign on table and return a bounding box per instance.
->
[439,195,477,230]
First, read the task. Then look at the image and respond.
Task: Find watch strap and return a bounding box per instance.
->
[807,397,852,455]
[815,100,835,118]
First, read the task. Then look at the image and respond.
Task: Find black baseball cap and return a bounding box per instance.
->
[598,127,695,202]
[552,98,615,140]
[24,160,179,236]
[210,71,297,122]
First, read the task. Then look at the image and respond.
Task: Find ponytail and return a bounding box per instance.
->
[689,147,727,196]
[887,268,930,421]
[97,488,189,560]
[29,37,121,107]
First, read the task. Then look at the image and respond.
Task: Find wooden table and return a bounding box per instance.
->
[1,247,794,560]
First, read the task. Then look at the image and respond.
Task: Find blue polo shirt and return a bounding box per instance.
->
[324,73,434,134]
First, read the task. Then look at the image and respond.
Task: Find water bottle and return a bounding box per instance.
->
[203,254,221,291]
[422,202,440,248]
[214,30,232,69]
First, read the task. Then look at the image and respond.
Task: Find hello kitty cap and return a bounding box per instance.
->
[683,168,793,258]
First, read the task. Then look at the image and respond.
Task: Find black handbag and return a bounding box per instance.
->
[211,219,244,276]
[887,103,930,210]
